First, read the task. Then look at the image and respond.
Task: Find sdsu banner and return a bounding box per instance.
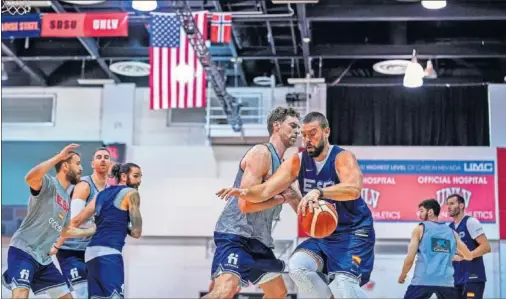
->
[1,14,41,39]
[360,160,496,223]
[41,12,128,37]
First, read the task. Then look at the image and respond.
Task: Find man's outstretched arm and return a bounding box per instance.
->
[217,154,300,203]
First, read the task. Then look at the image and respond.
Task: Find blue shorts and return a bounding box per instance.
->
[455,282,486,299]
[86,254,125,299]
[404,285,458,299]
[295,228,375,282]
[56,249,87,286]
[211,232,285,287]
[1,246,72,297]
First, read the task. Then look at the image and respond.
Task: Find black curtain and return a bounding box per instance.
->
[327,85,490,146]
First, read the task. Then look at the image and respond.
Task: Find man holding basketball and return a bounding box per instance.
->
[207,107,302,299]
[218,112,374,299]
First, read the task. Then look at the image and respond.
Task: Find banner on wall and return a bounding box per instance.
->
[360,160,495,222]
[1,14,41,39]
[104,143,127,186]
[41,12,128,37]
[497,148,506,239]
[298,159,496,237]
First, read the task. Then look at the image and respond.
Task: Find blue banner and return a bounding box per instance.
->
[1,14,41,39]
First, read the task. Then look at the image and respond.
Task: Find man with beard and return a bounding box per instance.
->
[447,194,491,299]
[51,147,112,299]
[2,144,96,299]
[217,112,374,298]
[66,162,143,299]
[210,107,301,299]
[398,199,472,299]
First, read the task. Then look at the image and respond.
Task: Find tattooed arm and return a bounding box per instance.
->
[126,190,142,239]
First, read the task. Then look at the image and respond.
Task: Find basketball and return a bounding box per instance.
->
[299,200,338,238]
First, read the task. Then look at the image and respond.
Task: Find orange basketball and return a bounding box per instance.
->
[299,200,338,238]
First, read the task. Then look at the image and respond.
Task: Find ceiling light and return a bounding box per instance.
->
[372,60,410,75]
[403,50,424,88]
[132,0,157,12]
[424,60,437,79]
[421,0,446,9]
[403,74,423,88]
[109,61,150,77]
[253,76,273,86]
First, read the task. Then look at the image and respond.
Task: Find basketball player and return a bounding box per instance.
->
[217,112,374,298]
[207,107,301,299]
[398,199,473,299]
[66,162,142,299]
[447,194,491,299]
[50,147,112,299]
[1,144,96,299]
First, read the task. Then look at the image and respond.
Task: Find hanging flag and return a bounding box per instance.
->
[210,13,232,44]
[149,12,208,110]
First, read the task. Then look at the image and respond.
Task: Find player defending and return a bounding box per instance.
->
[66,163,142,299]
[217,112,374,298]
[207,107,301,299]
[447,194,491,299]
[51,147,112,298]
[2,144,96,299]
[398,199,473,299]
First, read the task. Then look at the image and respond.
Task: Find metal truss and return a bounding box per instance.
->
[175,0,243,132]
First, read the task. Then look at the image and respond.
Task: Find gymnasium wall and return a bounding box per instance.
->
[1,84,506,298]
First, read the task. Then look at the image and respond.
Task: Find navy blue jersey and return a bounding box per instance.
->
[449,216,486,284]
[88,186,134,252]
[297,145,373,234]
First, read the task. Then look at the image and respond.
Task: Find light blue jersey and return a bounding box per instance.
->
[10,175,71,265]
[61,175,106,251]
[411,221,456,287]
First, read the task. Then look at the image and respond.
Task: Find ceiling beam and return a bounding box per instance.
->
[310,43,506,59]
[6,42,506,62]
[1,43,47,86]
[50,0,121,83]
[307,3,506,22]
[213,0,248,86]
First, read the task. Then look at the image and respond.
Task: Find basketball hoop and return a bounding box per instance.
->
[1,0,31,15]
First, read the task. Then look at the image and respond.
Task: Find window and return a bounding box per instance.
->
[1,94,55,124]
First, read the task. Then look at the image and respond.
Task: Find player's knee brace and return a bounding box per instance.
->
[73,282,88,299]
[328,273,368,299]
[288,251,333,298]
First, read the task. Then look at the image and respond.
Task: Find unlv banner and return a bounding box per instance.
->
[41,12,128,37]
[298,159,496,238]
[360,160,496,223]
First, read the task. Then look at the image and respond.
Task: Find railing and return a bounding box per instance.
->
[205,84,318,140]
[206,89,269,126]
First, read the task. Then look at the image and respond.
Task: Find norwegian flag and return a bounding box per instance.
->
[210,13,232,43]
[149,12,208,110]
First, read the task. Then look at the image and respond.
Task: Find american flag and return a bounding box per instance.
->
[149,12,208,110]
[210,13,232,44]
